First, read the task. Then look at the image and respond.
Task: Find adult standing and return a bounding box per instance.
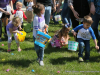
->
[69,0,90,28]
[33,0,56,33]
[57,0,72,27]
[0,0,13,42]
[88,0,100,52]
[12,0,23,10]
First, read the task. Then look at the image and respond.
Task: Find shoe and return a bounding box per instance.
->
[7,49,11,52]
[37,58,40,62]
[18,48,21,52]
[79,57,84,62]
[39,61,44,66]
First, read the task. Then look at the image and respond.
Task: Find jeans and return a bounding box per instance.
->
[13,0,23,10]
[33,36,44,61]
[61,2,72,26]
[91,13,100,50]
[77,38,90,60]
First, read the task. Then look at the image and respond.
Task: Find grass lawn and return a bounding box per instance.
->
[0,21,100,75]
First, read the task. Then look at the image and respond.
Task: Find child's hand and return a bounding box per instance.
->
[95,45,99,50]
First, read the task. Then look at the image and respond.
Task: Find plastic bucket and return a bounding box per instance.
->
[54,15,61,21]
[17,31,26,42]
[68,41,78,51]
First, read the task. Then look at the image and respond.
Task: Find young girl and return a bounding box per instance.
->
[32,3,48,66]
[51,25,70,48]
[12,2,27,28]
[6,17,22,52]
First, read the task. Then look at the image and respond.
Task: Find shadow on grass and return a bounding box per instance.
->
[50,57,78,65]
[0,59,35,68]
[23,47,34,51]
[0,48,15,52]
[44,43,78,54]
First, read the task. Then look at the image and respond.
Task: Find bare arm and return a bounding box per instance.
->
[9,28,19,33]
[89,2,95,15]
[68,0,79,19]
[33,0,36,5]
[9,1,13,10]
[93,39,99,50]
[52,0,56,12]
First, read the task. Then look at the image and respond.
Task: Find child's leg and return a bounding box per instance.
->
[7,31,12,50]
[84,40,90,60]
[77,38,85,58]
[39,47,44,61]
[13,33,21,51]
[33,36,40,58]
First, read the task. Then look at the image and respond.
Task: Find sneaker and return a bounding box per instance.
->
[39,61,44,66]
[18,48,21,52]
[37,58,40,62]
[79,57,84,62]
[7,49,11,52]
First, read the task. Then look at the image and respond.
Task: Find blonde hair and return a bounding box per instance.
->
[12,17,21,27]
[16,2,23,7]
[83,15,93,25]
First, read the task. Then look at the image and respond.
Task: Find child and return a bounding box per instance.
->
[32,3,48,66]
[25,0,34,23]
[0,0,13,41]
[71,15,99,62]
[25,0,34,11]
[12,2,27,28]
[6,17,22,52]
[51,25,70,48]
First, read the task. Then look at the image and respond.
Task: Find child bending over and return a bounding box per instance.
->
[71,15,99,62]
[6,17,22,52]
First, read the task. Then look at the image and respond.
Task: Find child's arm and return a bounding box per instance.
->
[93,39,99,50]
[23,11,27,21]
[9,28,20,33]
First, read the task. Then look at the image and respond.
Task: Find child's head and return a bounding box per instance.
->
[16,2,23,10]
[32,3,45,15]
[12,17,21,27]
[25,0,33,2]
[59,25,70,38]
[83,15,93,29]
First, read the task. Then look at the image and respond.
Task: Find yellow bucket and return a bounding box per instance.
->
[17,31,26,42]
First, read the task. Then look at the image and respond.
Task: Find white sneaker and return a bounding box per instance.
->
[39,61,44,66]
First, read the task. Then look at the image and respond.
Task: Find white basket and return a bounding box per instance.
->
[68,41,78,51]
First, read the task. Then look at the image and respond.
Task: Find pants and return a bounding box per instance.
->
[7,31,19,43]
[91,13,100,50]
[33,36,44,61]
[77,38,90,60]
[61,2,72,26]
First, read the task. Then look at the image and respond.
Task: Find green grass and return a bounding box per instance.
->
[0,21,100,75]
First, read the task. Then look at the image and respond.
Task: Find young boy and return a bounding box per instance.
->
[71,15,99,62]
[12,2,27,28]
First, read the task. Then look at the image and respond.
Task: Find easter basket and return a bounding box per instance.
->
[17,30,26,42]
[68,41,78,51]
[35,31,51,48]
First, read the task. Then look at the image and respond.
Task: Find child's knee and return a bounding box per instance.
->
[79,42,84,47]
[8,38,12,43]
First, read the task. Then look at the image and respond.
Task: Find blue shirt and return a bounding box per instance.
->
[73,24,96,40]
[88,0,100,15]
